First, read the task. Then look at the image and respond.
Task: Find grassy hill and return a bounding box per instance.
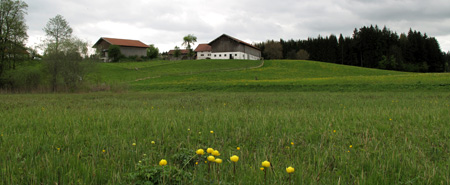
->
[98,59,450,91]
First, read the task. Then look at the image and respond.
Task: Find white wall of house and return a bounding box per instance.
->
[210,52,260,60]
[197,51,212,59]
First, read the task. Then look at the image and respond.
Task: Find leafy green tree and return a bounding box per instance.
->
[43,14,73,53]
[182,34,197,59]
[173,46,181,58]
[108,45,121,62]
[0,0,28,81]
[147,44,159,59]
[43,15,88,92]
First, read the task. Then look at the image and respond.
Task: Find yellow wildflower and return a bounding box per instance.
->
[207,148,214,154]
[262,161,270,168]
[230,155,239,162]
[212,150,220,156]
[132,143,136,146]
[286,166,295,173]
[237,147,240,150]
[215,158,222,164]
[196,149,205,155]
[207,156,215,162]
[159,159,167,166]
[210,130,214,134]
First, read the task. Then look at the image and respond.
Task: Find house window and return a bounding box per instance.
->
[219,54,221,57]
[225,54,227,57]
[235,54,237,56]
[201,54,204,56]
[214,54,216,57]
[208,54,211,56]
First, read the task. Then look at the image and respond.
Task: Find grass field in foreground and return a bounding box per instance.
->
[1,92,449,184]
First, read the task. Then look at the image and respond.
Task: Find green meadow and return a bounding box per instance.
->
[1,60,450,184]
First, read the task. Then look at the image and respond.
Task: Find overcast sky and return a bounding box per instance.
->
[26,0,450,53]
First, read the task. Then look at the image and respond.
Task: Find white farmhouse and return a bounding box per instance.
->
[195,34,261,60]
[194,44,212,59]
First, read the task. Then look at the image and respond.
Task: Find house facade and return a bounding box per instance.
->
[93,37,148,62]
[194,44,212,59]
[196,34,261,60]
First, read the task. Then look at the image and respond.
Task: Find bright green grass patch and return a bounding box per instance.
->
[128,60,450,92]
[1,92,449,184]
[98,60,262,84]
[95,60,450,92]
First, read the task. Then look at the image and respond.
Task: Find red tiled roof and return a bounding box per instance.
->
[168,49,189,55]
[194,44,211,52]
[94,37,149,48]
[209,34,260,51]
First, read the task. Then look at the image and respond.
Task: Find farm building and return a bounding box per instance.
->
[194,44,212,59]
[93,37,148,62]
[194,34,261,60]
[167,49,190,60]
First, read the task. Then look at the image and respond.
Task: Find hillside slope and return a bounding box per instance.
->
[98,60,450,91]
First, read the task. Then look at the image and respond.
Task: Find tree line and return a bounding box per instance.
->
[0,0,95,92]
[256,25,450,72]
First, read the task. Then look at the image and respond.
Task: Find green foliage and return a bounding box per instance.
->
[0,0,29,82]
[171,148,197,169]
[378,55,398,70]
[2,61,43,91]
[263,41,283,59]
[173,46,181,58]
[256,25,446,72]
[147,44,159,59]
[182,34,197,59]
[296,49,309,60]
[108,45,121,62]
[128,159,193,184]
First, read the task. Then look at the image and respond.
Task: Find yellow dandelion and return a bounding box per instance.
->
[237,147,240,150]
[389,118,392,121]
[333,130,336,133]
[291,142,294,145]
[132,143,136,146]
[187,128,190,131]
[195,162,199,165]
[349,145,353,148]
[210,130,214,134]
[57,148,61,151]
[348,150,350,153]
[139,160,142,163]
[151,141,155,144]
[260,167,264,171]
[102,149,106,153]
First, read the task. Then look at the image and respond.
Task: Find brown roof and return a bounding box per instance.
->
[209,34,260,51]
[94,37,149,48]
[168,49,189,55]
[194,44,211,52]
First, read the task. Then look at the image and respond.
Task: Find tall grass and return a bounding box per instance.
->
[1,92,449,184]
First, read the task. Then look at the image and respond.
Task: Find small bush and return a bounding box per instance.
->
[128,160,193,185]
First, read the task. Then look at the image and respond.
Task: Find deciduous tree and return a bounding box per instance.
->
[0,0,28,82]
